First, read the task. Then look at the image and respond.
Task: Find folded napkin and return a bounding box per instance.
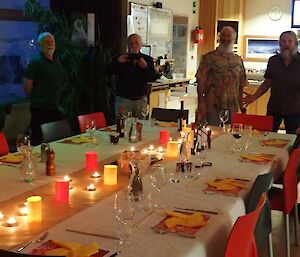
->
[163,210,207,229]
[45,240,99,257]
[155,121,177,127]
[207,178,248,191]
[260,138,289,148]
[240,153,275,162]
[0,153,22,164]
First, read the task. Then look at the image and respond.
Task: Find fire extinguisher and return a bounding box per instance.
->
[192,26,204,44]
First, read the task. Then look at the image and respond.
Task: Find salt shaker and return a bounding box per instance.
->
[46,148,55,176]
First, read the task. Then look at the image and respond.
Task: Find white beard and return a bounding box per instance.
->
[280,48,297,59]
[218,43,234,53]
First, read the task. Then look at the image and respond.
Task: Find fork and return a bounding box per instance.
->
[15,231,49,253]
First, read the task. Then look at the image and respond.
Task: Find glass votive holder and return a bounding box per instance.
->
[86,183,96,191]
[5,217,18,227]
[110,132,120,145]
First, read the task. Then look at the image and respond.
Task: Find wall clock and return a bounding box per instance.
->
[268,6,283,21]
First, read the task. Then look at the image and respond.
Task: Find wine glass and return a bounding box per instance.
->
[85,120,96,147]
[114,191,135,245]
[149,165,166,209]
[16,134,31,154]
[218,109,230,132]
[242,125,253,150]
[141,105,149,120]
[232,123,243,152]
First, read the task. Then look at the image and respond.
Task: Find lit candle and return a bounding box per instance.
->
[85,151,99,172]
[159,130,170,145]
[130,146,135,152]
[157,146,164,153]
[148,145,154,151]
[86,183,96,191]
[168,137,173,141]
[6,217,17,227]
[166,141,179,158]
[55,177,70,202]
[63,175,71,182]
[142,149,149,155]
[0,212,4,220]
[103,165,118,185]
[19,207,28,216]
[91,171,101,178]
[27,196,42,223]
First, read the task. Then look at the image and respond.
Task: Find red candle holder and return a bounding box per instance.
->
[55,177,70,202]
[85,151,99,172]
[160,130,170,145]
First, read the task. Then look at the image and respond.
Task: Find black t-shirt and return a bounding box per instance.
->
[108,53,158,99]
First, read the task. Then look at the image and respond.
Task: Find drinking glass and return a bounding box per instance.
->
[114,191,135,245]
[85,120,96,147]
[242,125,253,150]
[218,109,230,132]
[149,165,166,209]
[16,134,31,154]
[141,105,149,120]
[232,123,243,152]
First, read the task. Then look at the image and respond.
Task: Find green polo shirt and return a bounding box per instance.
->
[24,53,64,109]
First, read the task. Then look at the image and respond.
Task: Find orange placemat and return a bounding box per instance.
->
[204,178,249,196]
[58,136,93,145]
[260,138,290,148]
[0,153,22,164]
[239,153,275,164]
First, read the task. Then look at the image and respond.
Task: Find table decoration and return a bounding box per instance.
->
[86,183,96,191]
[260,138,290,148]
[166,141,179,158]
[103,165,118,185]
[55,177,70,201]
[19,206,28,216]
[152,210,210,238]
[27,195,42,223]
[86,151,99,172]
[204,178,249,196]
[91,172,101,178]
[5,217,18,227]
[159,130,170,145]
[0,211,4,220]
[118,150,151,174]
[239,153,275,164]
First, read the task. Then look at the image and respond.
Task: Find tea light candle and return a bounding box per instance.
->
[104,165,118,185]
[142,149,149,155]
[91,171,101,178]
[130,146,135,152]
[168,137,173,141]
[157,146,164,153]
[166,141,179,158]
[148,145,155,151]
[85,151,98,172]
[19,206,28,216]
[6,217,17,227]
[55,177,70,202]
[159,130,170,145]
[63,175,71,182]
[0,212,4,220]
[27,196,42,223]
[86,183,96,191]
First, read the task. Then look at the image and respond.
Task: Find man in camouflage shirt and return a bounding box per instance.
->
[196,26,247,125]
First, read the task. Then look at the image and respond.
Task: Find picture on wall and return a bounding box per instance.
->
[243,35,279,61]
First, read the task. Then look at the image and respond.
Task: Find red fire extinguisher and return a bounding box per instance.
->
[192,26,204,44]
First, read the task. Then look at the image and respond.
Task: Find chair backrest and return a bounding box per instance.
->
[151,108,189,124]
[283,148,300,213]
[224,193,266,257]
[0,132,9,156]
[41,119,73,143]
[246,173,273,254]
[0,249,64,257]
[231,113,273,131]
[78,112,107,133]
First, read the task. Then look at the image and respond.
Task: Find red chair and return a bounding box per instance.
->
[231,113,273,131]
[77,112,107,133]
[224,193,266,257]
[268,148,300,257]
[0,132,9,156]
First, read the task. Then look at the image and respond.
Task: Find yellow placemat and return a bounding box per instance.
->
[260,138,290,148]
[0,153,22,164]
[155,121,177,127]
[240,153,275,164]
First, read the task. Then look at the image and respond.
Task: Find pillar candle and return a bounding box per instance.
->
[27,196,42,223]
[86,151,98,171]
[159,130,170,145]
[103,165,118,185]
[166,141,179,158]
[55,177,70,202]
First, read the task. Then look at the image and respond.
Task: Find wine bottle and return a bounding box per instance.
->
[116,106,125,138]
[177,100,186,131]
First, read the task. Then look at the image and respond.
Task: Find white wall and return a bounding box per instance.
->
[128,0,200,78]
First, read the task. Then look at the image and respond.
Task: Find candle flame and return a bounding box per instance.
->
[6,217,16,225]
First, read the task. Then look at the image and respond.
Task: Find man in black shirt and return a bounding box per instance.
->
[109,34,157,118]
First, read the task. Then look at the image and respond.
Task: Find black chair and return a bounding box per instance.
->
[246,172,274,257]
[151,108,189,123]
[0,249,64,257]
[40,119,73,143]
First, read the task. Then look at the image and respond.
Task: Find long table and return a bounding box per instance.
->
[0,125,296,257]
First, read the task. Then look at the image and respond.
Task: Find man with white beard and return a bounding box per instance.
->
[196,26,247,125]
[23,32,64,145]
[243,31,300,134]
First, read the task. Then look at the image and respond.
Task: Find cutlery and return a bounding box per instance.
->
[110,251,121,257]
[0,162,19,167]
[66,229,119,240]
[174,207,218,215]
[16,231,49,253]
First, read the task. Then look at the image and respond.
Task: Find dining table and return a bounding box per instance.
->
[0,122,296,257]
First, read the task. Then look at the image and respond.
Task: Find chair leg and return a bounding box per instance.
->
[294,203,299,246]
[268,232,273,257]
[285,214,291,257]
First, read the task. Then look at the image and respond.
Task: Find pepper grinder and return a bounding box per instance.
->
[46,148,55,176]
[207,129,212,149]
[136,122,143,141]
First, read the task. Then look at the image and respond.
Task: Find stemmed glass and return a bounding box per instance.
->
[85,120,96,147]
[16,134,31,154]
[114,191,135,246]
[231,123,243,152]
[149,165,166,209]
[218,109,230,132]
[141,105,149,120]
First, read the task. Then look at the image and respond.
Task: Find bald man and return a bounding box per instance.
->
[108,33,157,119]
[23,32,64,145]
[196,26,247,125]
